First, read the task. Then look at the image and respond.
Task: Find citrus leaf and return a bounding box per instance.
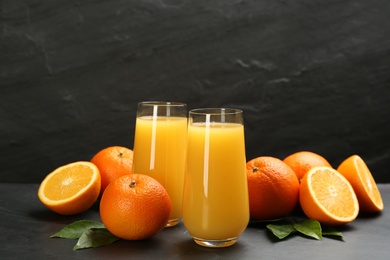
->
[322,227,343,237]
[266,224,296,239]
[51,220,105,239]
[73,228,119,250]
[293,219,322,240]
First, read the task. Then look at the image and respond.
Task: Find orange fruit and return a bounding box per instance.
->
[38,161,101,215]
[337,155,383,213]
[99,174,172,240]
[299,166,359,226]
[246,156,300,220]
[91,146,133,196]
[283,151,332,182]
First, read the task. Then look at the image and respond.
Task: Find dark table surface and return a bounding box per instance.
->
[1,183,389,260]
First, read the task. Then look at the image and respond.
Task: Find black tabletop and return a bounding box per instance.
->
[1,183,389,259]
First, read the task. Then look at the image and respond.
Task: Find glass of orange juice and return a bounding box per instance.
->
[132,101,187,227]
[182,108,249,247]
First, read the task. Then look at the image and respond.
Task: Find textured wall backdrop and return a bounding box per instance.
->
[1,0,390,183]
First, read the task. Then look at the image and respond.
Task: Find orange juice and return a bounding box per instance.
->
[132,116,187,225]
[182,122,249,240]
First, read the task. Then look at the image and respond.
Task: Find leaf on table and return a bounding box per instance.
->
[322,226,344,238]
[266,224,296,239]
[293,219,322,240]
[73,228,120,251]
[51,220,105,239]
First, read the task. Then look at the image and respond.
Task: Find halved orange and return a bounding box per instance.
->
[38,161,101,215]
[337,155,383,213]
[300,166,359,226]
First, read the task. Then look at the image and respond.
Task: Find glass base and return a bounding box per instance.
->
[166,218,180,227]
[193,236,238,248]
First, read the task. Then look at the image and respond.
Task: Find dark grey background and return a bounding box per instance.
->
[1,0,389,183]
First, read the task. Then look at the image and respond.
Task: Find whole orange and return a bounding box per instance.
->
[283,151,332,182]
[91,146,133,196]
[246,156,300,220]
[99,174,172,240]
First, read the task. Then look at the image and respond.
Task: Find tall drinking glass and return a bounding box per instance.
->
[182,108,249,247]
[132,101,187,227]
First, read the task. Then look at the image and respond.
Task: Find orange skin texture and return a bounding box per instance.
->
[99,174,172,240]
[246,156,300,220]
[91,146,133,196]
[283,151,332,182]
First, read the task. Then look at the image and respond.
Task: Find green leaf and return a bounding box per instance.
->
[266,224,296,239]
[266,218,343,241]
[51,220,105,239]
[73,228,120,251]
[293,219,322,240]
[322,227,344,237]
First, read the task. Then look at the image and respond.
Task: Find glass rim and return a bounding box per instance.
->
[138,101,187,107]
[189,108,243,115]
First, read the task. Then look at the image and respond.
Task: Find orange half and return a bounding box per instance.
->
[300,166,359,226]
[337,155,383,213]
[38,161,101,215]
